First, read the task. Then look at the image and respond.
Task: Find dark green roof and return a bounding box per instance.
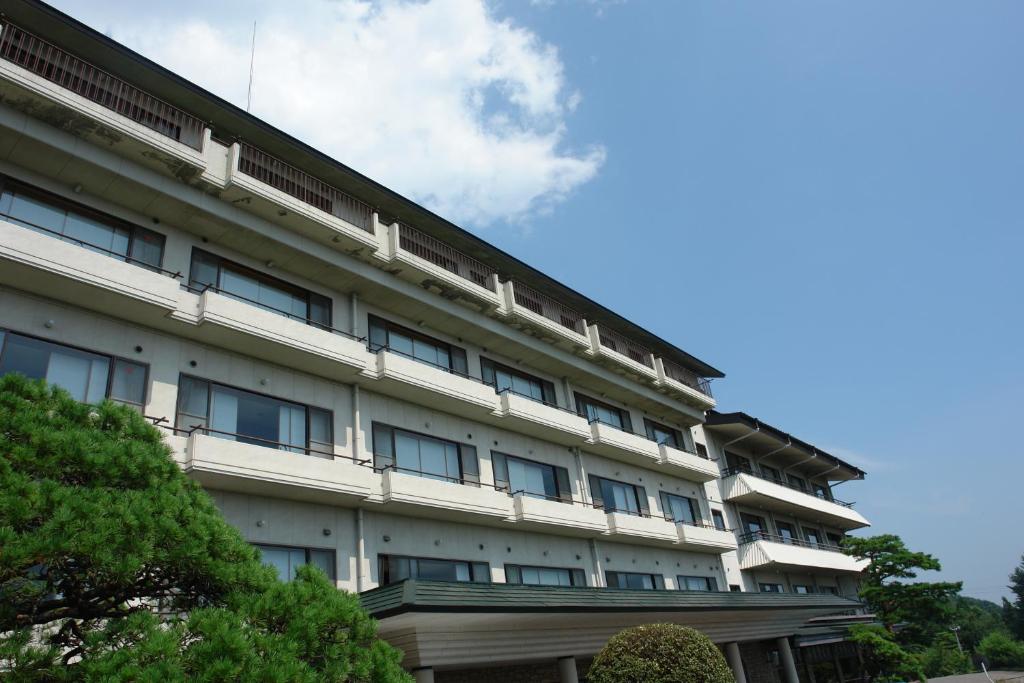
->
[361,580,862,620]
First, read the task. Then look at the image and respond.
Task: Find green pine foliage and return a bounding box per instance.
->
[0,374,411,681]
[587,624,734,683]
[976,631,1024,669]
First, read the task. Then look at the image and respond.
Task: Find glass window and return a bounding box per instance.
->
[679,576,718,592]
[741,513,768,538]
[695,442,709,459]
[372,423,476,485]
[1,178,165,269]
[827,533,844,548]
[711,509,726,530]
[760,465,783,482]
[813,483,832,500]
[794,585,812,594]
[590,475,647,516]
[189,249,331,328]
[606,571,663,590]
[787,474,807,491]
[725,452,752,473]
[255,544,336,582]
[492,452,567,501]
[661,492,700,525]
[759,583,784,593]
[776,522,795,544]
[575,393,632,432]
[480,357,556,404]
[378,555,489,586]
[805,529,822,547]
[820,586,839,596]
[176,375,331,454]
[643,418,682,449]
[0,331,146,407]
[368,315,468,375]
[506,564,586,587]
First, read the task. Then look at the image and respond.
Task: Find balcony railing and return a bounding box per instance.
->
[369,342,488,385]
[597,326,653,368]
[174,424,371,464]
[0,23,206,150]
[662,358,713,398]
[398,223,497,291]
[721,466,854,508]
[738,531,844,553]
[237,143,373,232]
[511,280,586,334]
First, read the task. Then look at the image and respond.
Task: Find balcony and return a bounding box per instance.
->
[656,444,720,482]
[221,143,378,253]
[674,521,738,553]
[380,467,512,522]
[587,324,658,383]
[721,470,870,530]
[585,419,661,467]
[378,221,502,312]
[737,533,869,574]
[604,510,678,547]
[180,287,371,381]
[0,22,208,179]
[499,280,590,351]
[366,346,499,417]
[654,358,715,409]
[180,430,377,506]
[494,388,591,446]
[510,492,607,537]
[0,217,182,326]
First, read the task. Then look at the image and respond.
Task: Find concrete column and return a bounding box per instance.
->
[558,656,579,683]
[412,667,434,683]
[724,642,747,683]
[776,637,799,683]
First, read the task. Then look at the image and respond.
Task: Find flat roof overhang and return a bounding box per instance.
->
[361,580,863,670]
[0,0,724,382]
[704,411,866,481]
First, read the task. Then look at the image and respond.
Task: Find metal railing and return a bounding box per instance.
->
[510,280,586,334]
[720,466,854,508]
[662,358,714,398]
[164,422,371,465]
[188,283,363,340]
[397,223,497,291]
[495,386,579,416]
[2,211,182,279]
[369,342,486,385]
[237,143,373,233]
[738,531,844,553]
[375,463,492,489]
[668,517,734,533]
[596,325,654,369]
[506,488,602,509]
[0,22,205,150]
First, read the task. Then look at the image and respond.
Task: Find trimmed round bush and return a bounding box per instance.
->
[588,623,735,683]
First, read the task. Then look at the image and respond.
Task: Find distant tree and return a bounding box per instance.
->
[950,596,1006,651]
[921,632,971,678]
[1006,554,1024,639]
[848,625,924,683]
[843,535,962,645]
[588,624,734,683]
[976,631,1024,669]
[0,374,410,681]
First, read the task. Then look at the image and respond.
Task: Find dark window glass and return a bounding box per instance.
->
[589,475,648,516]
[759,583,784,593]
[711,509,726,530]
[827,533,844,548]
[492,452,570,502]
[175,375,332,454]
[793,585,812,594]
[643,418,683,449]
[0,177,165,270]
[606,571,663,590]
[0,331,146,407]
[574,393,632,432]
[678,576,718,592]
[760,465,783,482]
[813,483,832,500]
[729,584,742,592]
[372,423,477,485]
[776,522,796,544]
[695,443,709,459]
[741,513,768,538]
[255,544,336,582]
[820,585,839,595]
[506,564,586,587]
[189,249,331,328]
[379,555,489,585]
[787,474,807,492]
[367,315,468,375]
[661,492,700,525]
[725,452,752,473]
[804,529,822,547]
[480,357,556,404]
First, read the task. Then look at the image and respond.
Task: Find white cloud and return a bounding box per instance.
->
[106,0,604,227]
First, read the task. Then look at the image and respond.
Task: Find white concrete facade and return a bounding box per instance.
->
[0,10,872,678]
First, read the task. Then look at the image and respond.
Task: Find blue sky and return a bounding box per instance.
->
[54,0,1022,602]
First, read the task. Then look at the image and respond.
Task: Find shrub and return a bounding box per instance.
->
[977,631,1024,669]
[587,623,734,683]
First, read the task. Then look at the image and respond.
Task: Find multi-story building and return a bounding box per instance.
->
[0,2,874,681]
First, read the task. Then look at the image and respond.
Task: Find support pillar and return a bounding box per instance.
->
[558,656,579,683]
[776,637,799,683]
[412,667,434,683]
[724,642,747,683]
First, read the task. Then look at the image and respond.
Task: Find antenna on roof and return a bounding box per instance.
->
[246,20,257,112]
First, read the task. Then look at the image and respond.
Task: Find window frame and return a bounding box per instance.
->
[378,553,490,586]
[642,417,686,450]
[367,314,468,376]
[711,509,727,531]
[605,570,665,590]
[174,373,334,456]
[677,575,719,592]
[0,328,149,409]
[0,175,167,271]
[660,491,702,526]
[480,356,557,406]
[759,583,784,593]
[505,563,587,587]
[574,392,633,432]
[371,421,479,486]
[491,450,572,502]
[254,542,337,582]
[188,248,332,329]
[588,474,649,517]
